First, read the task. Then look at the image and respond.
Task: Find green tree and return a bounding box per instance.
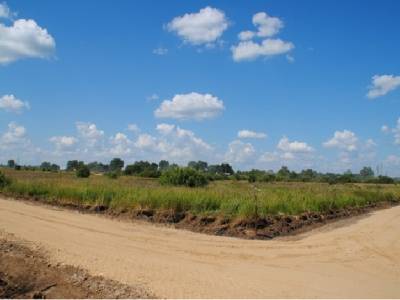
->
[360,166,374,178]
[7,159,15,169]
[66,160,80,171]
[76,164,90,178]
[158,160,170,172]
[109,158,124,172]
[277,166,290,180]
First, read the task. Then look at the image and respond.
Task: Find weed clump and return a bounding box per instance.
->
[76,165,91,178]
[0,171,11,188]
[159,167,208,187]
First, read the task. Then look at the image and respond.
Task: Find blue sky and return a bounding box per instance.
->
[1,0,400,175]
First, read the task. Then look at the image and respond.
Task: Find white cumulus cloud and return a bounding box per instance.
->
[367,74,400,99]
[231,38,294,62]
[323,130,358,152]
[0,18,55,64]
[252,12,283,38]
[76,122,104,146]
[167,6,228,45]
[49,136,78,150]
[154,92,224,120]
[277,136,314,153]
[0,94,29,113]
[1,121,27,146]
[0,2,12,19]
[225,140,256,164]
[237,129,267,139]
[127,123,140,133]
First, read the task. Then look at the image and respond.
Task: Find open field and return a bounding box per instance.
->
[1,197,400,298]
[1,169,399,217]
[1,169,399,238]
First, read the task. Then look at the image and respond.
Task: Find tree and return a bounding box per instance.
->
[360,166,374,178]
[40,162,52,171]
[158,160,170,172]
[220,163,234,175]
[109,158,124,172]
[76,164,90,178]
[188,161,208,172]
[125,161,159,177]
[40,162,60,172]
[66,160,79,171]
[7,160,15,169]
[277,166,290,180]
[87,161,109,173]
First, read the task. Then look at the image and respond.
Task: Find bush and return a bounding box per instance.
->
[159,167,208,187]
[0,171,11,188]
[76,165,91,178]
[105,171,119,179]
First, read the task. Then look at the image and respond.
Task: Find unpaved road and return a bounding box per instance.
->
[0,197,399,298]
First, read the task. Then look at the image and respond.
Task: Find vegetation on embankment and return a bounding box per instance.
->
[1,169,399,220]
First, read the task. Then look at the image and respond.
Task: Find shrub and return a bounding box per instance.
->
[159,167,208,187]
[105,171,119,179]
[0,171,11,188]
[76,165,91,178]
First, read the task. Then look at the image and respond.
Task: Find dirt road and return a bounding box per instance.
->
[0,197,399,298]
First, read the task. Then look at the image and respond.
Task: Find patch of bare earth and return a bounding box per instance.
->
[0,233,153,299]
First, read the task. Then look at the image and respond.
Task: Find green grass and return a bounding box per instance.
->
[1,168,399,219]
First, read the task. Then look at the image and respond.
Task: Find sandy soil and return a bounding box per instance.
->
[0,197,399,298]
[0,233,152,298]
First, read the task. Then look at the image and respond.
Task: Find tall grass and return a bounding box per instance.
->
[1,169,399,218]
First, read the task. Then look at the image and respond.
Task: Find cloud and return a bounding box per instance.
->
[286,54,294,63]
[252,12,283,38]
[231,39,294,62]
[0,2,13,19]
[127,123,140,133]
[232,11,293,62]
[237,129,267,139]
[154,92,224,120]
[391,118,400,144]
[49,136,78,150]
[146,93,159,101]
[109,132,133,156]
[0,94,30,113]
[167,6,228,45]
[323,130,358,152]
[76,122,104,146]
[153,47,168,55]
[365,138,377,148]
[381,125,390,133]
[0,18,55,64]
[277,136,314,153]
[1,122,27,146]
[135,124,213,163]
[367,74,400,99]
[238,30,255,41]
[225,140,255,164]
[385,154,400,165]
[156,123,176,135]
[378,118,400,145]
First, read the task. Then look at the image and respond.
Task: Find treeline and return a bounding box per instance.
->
[2,158,396,185]
[237,166,395,184]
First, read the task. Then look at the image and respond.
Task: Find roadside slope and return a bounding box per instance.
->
[0,197,399,298]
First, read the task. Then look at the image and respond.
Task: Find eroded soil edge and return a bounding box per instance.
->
[0,232,154,299]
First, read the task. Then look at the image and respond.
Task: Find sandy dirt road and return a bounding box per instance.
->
[0,197,399,298]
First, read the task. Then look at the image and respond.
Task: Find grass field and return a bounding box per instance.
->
[1,169,399,219]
